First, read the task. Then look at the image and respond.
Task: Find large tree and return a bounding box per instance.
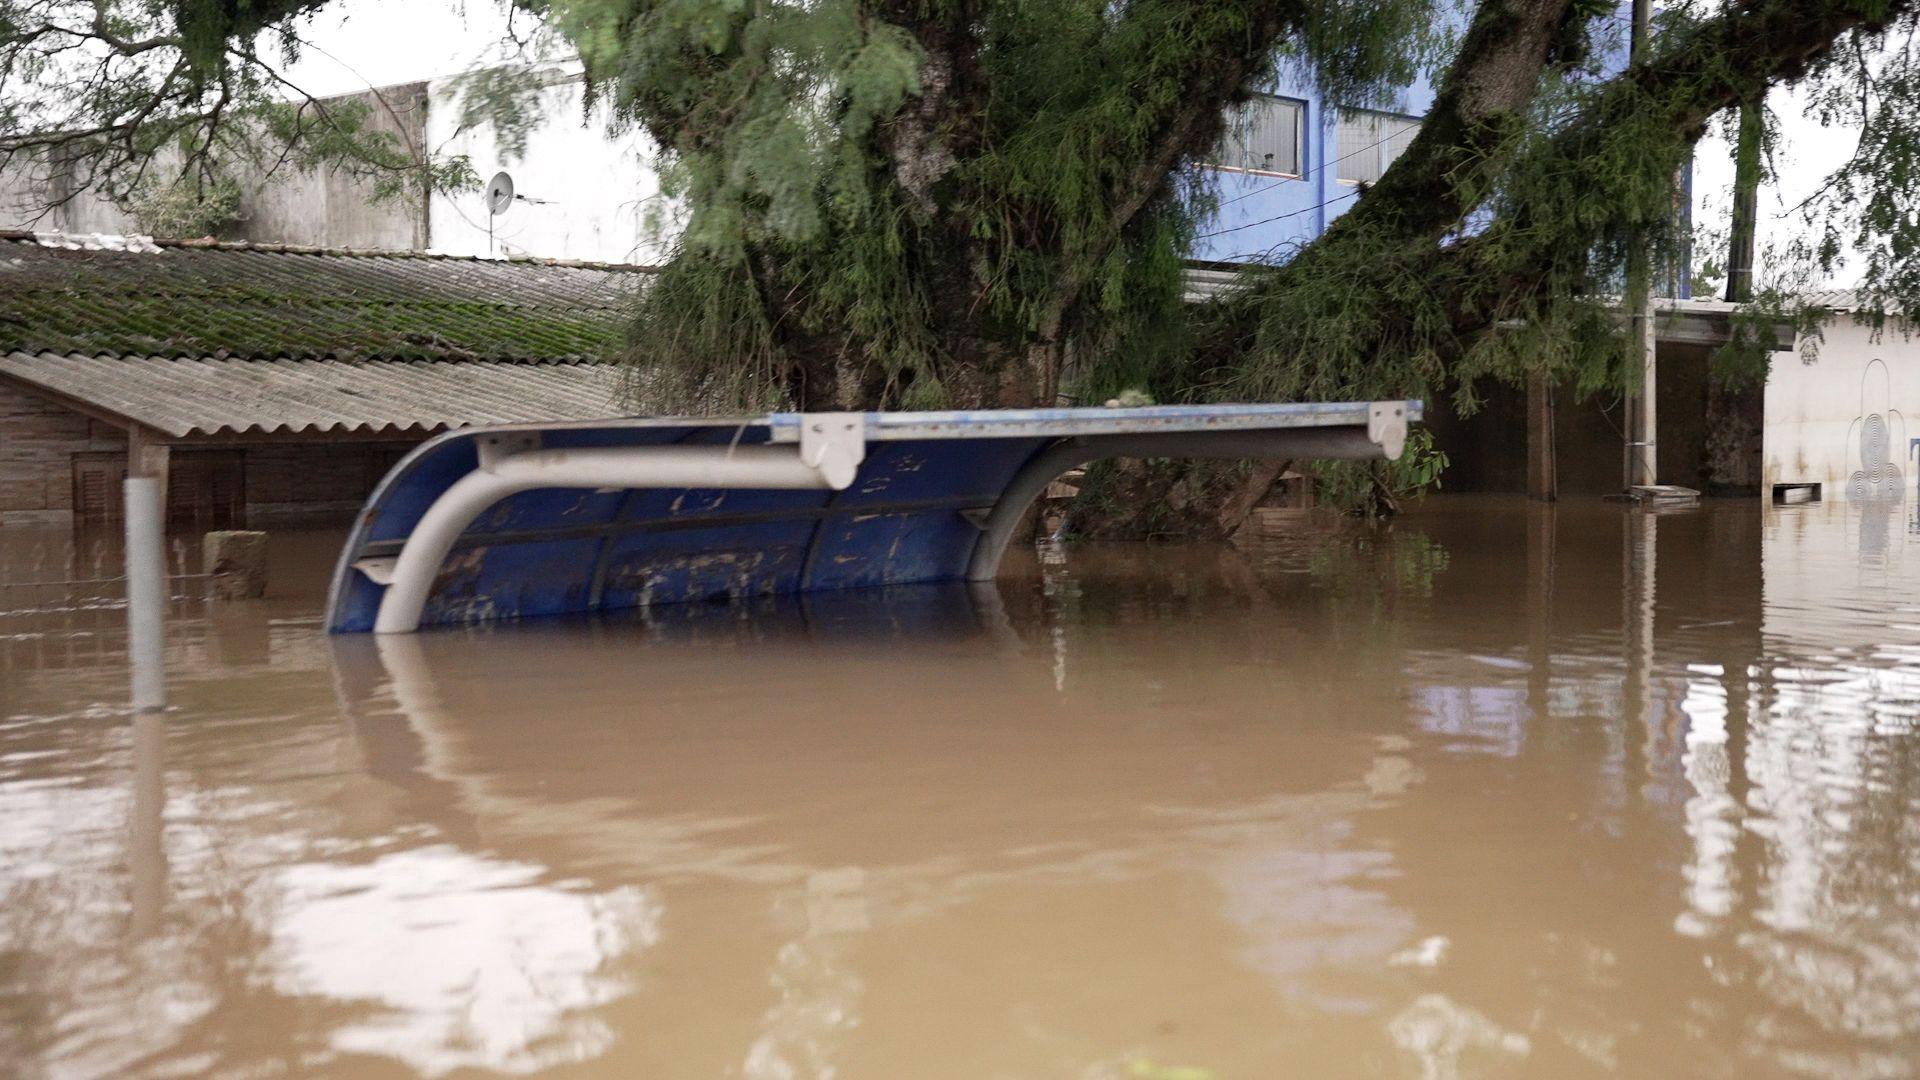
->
[3,0,1917,416]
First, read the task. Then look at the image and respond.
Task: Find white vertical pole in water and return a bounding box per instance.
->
[125,477,166,712]
[1625,0,1659,490]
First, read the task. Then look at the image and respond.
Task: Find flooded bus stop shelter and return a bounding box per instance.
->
[323,402,1420,634]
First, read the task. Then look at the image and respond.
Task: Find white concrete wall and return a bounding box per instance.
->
[425,74,671,265]
[0,85,426,250]
[1765,316,1920,502]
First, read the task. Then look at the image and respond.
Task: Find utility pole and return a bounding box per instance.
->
[1623,0,1658,491]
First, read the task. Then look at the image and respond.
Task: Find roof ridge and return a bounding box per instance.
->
[0,230,661,273]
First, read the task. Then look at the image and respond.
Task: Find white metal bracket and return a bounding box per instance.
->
[797,412,866,490]
[1368,401,1409,461]
[476,431,542,472]
[353,556,398,585]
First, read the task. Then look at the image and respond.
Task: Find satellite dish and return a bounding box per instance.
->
[485,171,516,216]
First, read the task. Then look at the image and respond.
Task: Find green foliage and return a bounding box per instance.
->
[544,0,1440,408]
[1200,27,1703,418]
[446,65,562,163]
[1,1,477,216]
[1064,456,1252,540]
[130,172,243,237]
[256,95,481,203]
[1316,427,1451,517]
[1796,27,1920,322]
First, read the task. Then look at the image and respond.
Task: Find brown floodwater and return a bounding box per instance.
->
[1,496,1917,1078]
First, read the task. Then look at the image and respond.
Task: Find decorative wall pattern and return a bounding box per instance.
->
[1847,359,1907,502]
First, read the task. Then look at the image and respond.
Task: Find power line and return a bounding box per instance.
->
[1206,113,1414,212]
[1194,182,1363,242]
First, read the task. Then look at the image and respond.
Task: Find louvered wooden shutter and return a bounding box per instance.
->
[71,454,127,525]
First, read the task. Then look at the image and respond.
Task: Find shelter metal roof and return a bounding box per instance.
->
[0,351,629,438]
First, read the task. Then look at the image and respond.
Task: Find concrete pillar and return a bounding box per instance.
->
[1626,319,1659,488]
[124,476,166,712]
[203,530,268,600]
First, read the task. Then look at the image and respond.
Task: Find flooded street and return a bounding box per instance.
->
[2,496,1918,1078]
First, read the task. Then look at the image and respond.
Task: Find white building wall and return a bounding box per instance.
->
[1765,317,1919,502]
[425,74,671,265]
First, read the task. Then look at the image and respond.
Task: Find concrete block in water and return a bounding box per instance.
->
[204,531,268,600]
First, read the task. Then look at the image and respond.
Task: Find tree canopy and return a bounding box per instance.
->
[4,0,1918,414]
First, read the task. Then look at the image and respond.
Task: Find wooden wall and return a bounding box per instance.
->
[0,381,422,529]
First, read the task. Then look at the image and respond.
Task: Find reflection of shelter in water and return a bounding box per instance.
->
[330,579,1398,876]
[329,575,1437,1071]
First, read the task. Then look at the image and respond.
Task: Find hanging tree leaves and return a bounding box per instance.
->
[0,0,474,224]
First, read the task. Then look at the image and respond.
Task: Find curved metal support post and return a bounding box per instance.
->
[965,425,1392,583]
[966,440,1101,582]
[374,444,845,634]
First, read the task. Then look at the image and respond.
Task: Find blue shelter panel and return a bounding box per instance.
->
[325,403,1417,633]
[597,519,818,612]
[363,438,481,544]
[832,437,1037,506]
[804,510,984,591]
[470,486,631,538]
[417,535,605,626]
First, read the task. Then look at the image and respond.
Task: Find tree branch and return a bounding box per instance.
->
[1031,0,1309,379]
[1198,0,1914,388]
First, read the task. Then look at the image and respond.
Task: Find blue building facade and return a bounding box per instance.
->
[1190,73,1440,264]
[1194,6,1685,288]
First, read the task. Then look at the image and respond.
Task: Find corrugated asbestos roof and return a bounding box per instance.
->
[0,351,630,438]
[1799,289,1889,312]
[0,232,656,437]
[0,232,648,362]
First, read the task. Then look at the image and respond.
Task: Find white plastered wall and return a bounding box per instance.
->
[1764,315,1920,502]
[426,73,673,265]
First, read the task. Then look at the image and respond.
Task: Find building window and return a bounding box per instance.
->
[70,449,246,528]
[1209,94,1304,177]
[1335,109,1420,184]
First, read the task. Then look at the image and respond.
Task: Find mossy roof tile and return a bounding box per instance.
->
[0,234,649,363]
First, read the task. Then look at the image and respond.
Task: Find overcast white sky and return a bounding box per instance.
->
[284,0,1873,288]
[278,0,522,98]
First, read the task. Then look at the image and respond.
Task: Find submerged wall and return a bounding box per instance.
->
[1425,343,1764,497]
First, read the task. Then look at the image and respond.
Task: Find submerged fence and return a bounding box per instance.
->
[0,529,208,674]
